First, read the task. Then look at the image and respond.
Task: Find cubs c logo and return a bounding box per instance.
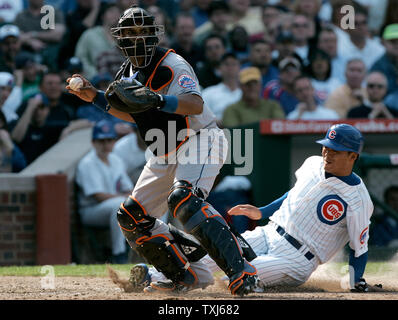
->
[317,195,347,225]
[359,227,368,245]
[178,74,197,89]
[328,130,336,140]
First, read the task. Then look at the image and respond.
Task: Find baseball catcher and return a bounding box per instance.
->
[66,5,258,296]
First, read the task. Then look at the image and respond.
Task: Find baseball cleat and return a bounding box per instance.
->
[128,263,151,292]
[143,279,190,294]
[229,273,259,296]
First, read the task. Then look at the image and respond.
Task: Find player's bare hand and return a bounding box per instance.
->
[66,74,98,103]
[228,204,262,220]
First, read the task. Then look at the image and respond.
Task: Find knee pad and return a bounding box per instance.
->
[167,180,205,229]
[117,196,156,242]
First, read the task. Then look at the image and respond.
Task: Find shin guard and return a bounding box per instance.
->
[168,181,257,286]
[117,196,198,286]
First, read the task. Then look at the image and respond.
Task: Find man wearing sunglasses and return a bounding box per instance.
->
[347,71,398,119]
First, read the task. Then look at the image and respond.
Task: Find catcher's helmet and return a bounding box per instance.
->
[316,123,364,154]
[111,6,164,68]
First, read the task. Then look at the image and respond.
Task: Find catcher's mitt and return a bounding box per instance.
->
[105,79,163,114]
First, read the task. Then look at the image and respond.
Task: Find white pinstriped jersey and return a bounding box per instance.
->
[270,156,373,264]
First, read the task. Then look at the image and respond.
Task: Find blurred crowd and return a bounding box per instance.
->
[1,0,398,260]
[0,0,397,173]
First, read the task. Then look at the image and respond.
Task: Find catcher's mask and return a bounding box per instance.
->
[111,6,164,68]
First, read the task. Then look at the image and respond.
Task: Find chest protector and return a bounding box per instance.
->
[114,47,189,157]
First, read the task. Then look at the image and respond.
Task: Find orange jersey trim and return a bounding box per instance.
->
[145,49,175,89]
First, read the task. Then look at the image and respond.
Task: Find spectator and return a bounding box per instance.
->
[325,58,367,118]
[12,72,88,163]
[244,40,279,92]
[251,3,288,43]
[340,3,385,70]
[0,24,22,74]
[169,13,203,71]
[287,76,339,120]
[385,77,398,112]
[0,0,23,23]
[227,0,265,37]
[45,0,77,14]
[17,71,74,119]
[202,52,242,123]
[0,71,22,123]
[75,3,122,80]
[291,0,322,45]
[370,24,398,95]
[263,56,302,116]
[317,25,347,84]
[112,128,147,185]
[222,67,285,128]
[59,56,84,106]
[271,30,301,70]
[227,25,250,65]
[178,0,195,13]
[0,109,26,173]
[383,0,398,31]
[347,72,398,119]
[193,0,231,47]
[369,185,398,247]
[95,48,126,80]
[75,120,133,264]
[290,14,313,66]
[305,48,342,104]
[59,0,105,67]
[14,0,66,70]
[15,52,43,103]
[196,34,226,89]
[116,0,136,12]
[191,0,212,28]
[146,5,173,47]
[11,94,64,164]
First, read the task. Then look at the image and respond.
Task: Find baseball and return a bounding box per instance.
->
[69,77,84,91]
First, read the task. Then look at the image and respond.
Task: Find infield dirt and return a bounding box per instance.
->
[0,261,397,300]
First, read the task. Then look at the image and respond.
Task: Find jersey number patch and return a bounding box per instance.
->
[317,195,347,225]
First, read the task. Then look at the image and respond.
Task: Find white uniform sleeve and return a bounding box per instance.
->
[346,197,373,257]
[295,156,321,180]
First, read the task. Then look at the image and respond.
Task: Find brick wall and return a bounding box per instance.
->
[0,176,36,266]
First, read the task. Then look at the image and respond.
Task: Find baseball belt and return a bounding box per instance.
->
[275,225,315,261]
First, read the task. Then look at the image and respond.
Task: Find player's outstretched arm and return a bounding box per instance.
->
[229,192,289,221]
[228,204,262,220]
[171,93,203,115]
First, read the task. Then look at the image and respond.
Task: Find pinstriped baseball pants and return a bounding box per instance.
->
[201,222,320,288]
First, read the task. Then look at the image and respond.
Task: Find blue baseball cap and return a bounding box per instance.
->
[92,120,117,140]
[316,123,364,154]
